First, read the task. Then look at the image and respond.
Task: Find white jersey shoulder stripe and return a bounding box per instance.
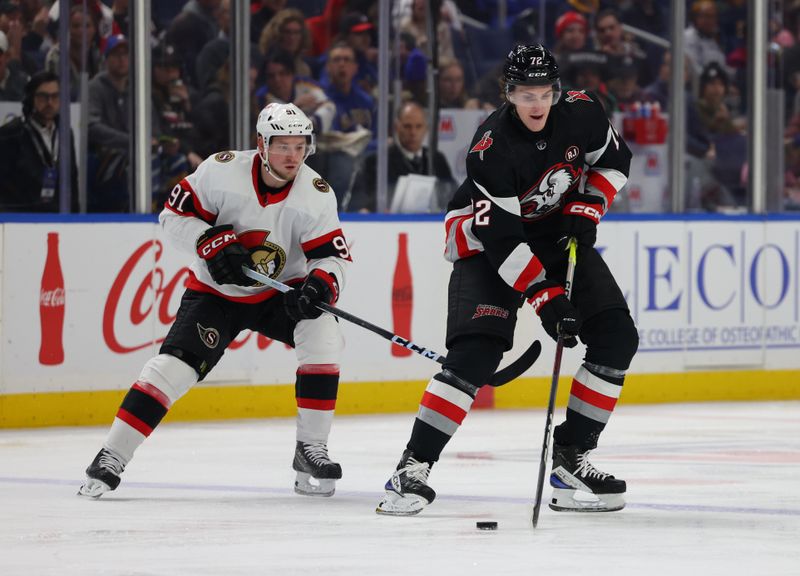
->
[584,125,614,166]
[472,179,521,216]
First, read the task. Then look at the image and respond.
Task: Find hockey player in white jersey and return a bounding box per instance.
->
[79,103,352,498]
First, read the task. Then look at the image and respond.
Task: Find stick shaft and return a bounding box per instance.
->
[241,266,541,387]
[242,266,446,363]
[532,238,578,529]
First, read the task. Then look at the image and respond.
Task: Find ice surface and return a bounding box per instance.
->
[1,402,799,575]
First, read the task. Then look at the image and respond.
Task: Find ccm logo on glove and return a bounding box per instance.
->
[565,202,602,223]
[528,284,565,314]
[526,279,582,348]
[197,230,239,258]
[195,225,256,286]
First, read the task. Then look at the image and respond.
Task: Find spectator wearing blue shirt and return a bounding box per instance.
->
[309,42,375,207]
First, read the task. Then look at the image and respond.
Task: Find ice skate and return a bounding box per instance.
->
[549,443,626,512]
[376,449,436,516]
[292,441,342,497]
[77,448,125,498]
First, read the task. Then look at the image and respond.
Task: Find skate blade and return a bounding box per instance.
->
[375,491,428,516]
[549,488,625,512]
[77,478,112,499]
[294,472,336,497]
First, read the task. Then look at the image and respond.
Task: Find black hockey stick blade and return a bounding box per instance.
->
[488,339,542,387]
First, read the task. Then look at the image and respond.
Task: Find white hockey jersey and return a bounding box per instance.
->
[159,149,351,302]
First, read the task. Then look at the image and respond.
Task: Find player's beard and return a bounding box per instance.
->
[271,163,300,181]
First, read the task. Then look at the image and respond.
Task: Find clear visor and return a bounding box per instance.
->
[259,134,316,165]
[506,81,562,107]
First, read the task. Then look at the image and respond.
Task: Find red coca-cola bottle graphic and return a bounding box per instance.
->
[39,232,65,365]
[391,232,413,357]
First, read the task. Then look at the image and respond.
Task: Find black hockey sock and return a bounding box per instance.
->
[295,365,339,443]
[406,370,477,464]
[295,365,339,409]
[554,363,624,450]
[115,381,170,437]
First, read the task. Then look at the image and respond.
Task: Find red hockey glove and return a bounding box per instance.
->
[196,225,256,286]
[560,193,604,248]
[284,269,339,322]
[527,279,581,348]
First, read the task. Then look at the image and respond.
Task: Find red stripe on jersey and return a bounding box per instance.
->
[116,408,154,436]
[570,381,618,411]
[420,391,468,424]
[297,363,340,375]
[296,397,337,410]
[444,212,466,238]
[162,179,217,223]
[132,381,172,409]
[301,229,349,255]
[251,156,292,206]
[586,170,617,208]
[453,216,479,259]
[513,256,544,292]
[185,271,301,303]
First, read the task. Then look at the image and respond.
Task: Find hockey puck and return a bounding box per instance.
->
[476,521,498,530]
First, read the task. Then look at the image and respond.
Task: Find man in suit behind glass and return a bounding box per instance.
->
[346,101,456,212]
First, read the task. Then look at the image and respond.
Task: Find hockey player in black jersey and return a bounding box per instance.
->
[377,44,638,516]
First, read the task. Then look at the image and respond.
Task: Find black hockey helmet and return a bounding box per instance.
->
[503,44,562,105]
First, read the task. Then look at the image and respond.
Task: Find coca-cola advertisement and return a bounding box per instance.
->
[39,232,65,365]
[0,222,454,397]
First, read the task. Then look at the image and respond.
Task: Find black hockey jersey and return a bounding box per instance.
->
[444,90,631,294]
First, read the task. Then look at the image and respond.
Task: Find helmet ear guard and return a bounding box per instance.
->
[256,102,316,167]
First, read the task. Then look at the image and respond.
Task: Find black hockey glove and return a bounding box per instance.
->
[196,225,256,286]
[559,193,604,248]
[527,279,581,348]
[284,269,339,322]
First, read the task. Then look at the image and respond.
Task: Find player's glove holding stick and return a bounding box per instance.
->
[527,279,582,348]
[284,269,339,322]
[196,224,257,286]
[559,192,604,249]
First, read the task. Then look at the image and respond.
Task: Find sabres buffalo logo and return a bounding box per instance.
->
[238,230,287,281]
[214,151,235,163]
[469,130,493,160]
[519,163,582,219]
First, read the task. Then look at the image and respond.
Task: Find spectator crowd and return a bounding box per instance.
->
[0,0,795,213]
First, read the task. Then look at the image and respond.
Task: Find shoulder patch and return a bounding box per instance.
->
[214,151,235,163]
[469,130,494,161]
[312,177,330,193]
[565,90,593,103]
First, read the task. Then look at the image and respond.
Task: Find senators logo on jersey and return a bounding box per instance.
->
[519,163,581,219]
[239,230,287,280]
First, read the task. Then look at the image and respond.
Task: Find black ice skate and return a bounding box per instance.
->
[549,443,626,512]
[376,449,436,516]
[77,448,125,498]
[292,441,342,497]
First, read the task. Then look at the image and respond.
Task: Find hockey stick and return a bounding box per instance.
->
[532,237,578,529]
[241,266,541,387]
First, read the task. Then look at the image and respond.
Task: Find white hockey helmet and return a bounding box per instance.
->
[256,102,316,167]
